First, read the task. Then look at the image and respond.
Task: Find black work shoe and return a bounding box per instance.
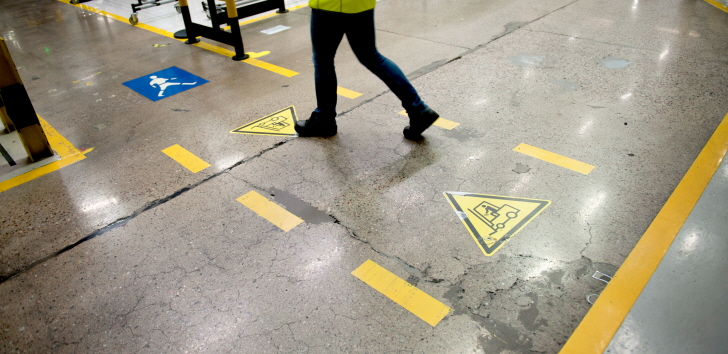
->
[403,107,439,140]
[295,112,337,137]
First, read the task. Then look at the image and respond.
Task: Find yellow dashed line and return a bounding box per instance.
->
[236,191,304,232]
[397,110,459,130]
[560,113,728,353]
[352,259,451,327]
[57,0,298,77]
[161,144,210,173]
[513,143,595,175]
[337,86,362,99]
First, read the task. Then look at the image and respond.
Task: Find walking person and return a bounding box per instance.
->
[295,0,440,140]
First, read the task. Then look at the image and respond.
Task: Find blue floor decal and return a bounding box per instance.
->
[123,67,208,102]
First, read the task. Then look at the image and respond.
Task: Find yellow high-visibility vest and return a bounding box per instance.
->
[309,0,376,13]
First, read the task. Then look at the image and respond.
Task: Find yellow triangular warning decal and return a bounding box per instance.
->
[443,192,551,256]
[231,106,298,136]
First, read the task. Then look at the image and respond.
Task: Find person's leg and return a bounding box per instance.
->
[345,10,439,140]
[344,10,426,113]
[296,9,345,137]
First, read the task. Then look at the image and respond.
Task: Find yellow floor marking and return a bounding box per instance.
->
[0,116,86,193]
[397,110,459,130]
[513,143,595,175]
[444,192,551,256]
[222,4,308,30]
[231,106,298,136]
[337,86,362,99]
[352,260,451,327]
[236,191,304,231]
[57,0,298,77]
[704,0,728,13]
[161,144,210,173]
[560,113,728,354]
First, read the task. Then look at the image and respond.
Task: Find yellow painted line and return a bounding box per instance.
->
[161,144,210,173]
[0,117,86,193]
[561,112,728,354]
[236,190,303,231]
[57,0,298,77]
[704,0,728,13]
[513,143,595,175]
[222,4,308,30]
[397,110,459,130]
[337,86,362,99]
[352,259,451,327]
[433,118,459,130]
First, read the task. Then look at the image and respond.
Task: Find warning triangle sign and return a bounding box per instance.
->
[444,192,551,256]
[231,106,298,136]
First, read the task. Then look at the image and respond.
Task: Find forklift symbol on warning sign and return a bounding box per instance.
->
[255,116,290,131]
[469,202,520,235]
[444,192,551,257]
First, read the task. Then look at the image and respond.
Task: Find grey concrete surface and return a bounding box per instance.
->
[606,152,728,353]
[1,0,728,352]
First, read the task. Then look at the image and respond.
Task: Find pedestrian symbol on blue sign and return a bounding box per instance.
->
[123,66,208,102]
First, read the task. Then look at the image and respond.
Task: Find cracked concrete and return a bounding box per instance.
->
[2,0,728,352]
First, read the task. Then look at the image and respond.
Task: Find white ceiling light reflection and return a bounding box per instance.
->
[659,49,670,61]
[215,155,243,170]
[526,260,555,279]
[632,0,638,10]
[621,92,633,100]
[580,191,607,219]
[656,27,679,35]
[509,173,532,194]
[79,197,119,213]
[579,119,594,135]
[678,230,701,255]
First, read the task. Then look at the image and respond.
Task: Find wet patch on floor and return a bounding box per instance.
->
[599,56,632,69]
[444,127,480,142]
[550,78,579,93]
[513,163,531,174]
[269,187,334,224]
[508,54,545,68]
[93,122,113,131]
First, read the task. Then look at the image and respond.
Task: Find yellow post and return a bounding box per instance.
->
[225,0,238,18]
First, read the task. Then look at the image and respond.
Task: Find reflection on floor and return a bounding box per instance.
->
[1,0,727,352]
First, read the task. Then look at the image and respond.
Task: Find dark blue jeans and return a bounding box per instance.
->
[311,9,426,119]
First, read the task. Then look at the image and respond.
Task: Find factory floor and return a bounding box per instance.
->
[1,0,727,352]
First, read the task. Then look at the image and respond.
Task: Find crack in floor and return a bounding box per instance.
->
[1,0,587,285]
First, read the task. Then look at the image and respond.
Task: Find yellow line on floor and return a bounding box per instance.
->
[352,259,451,327]
[513,143,595,175]
[222,4,308,30]
[337,86,362,99]
[397,110,460,130]
[57,0,298,77]
[560,112,728,354]
[161,144,210,173]
[236,190,304,231]
[704,0,728,13]
[0,117,86,193]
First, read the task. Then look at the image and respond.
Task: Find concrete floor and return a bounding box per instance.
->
[0,0,727,352]
[605,141,728,354]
